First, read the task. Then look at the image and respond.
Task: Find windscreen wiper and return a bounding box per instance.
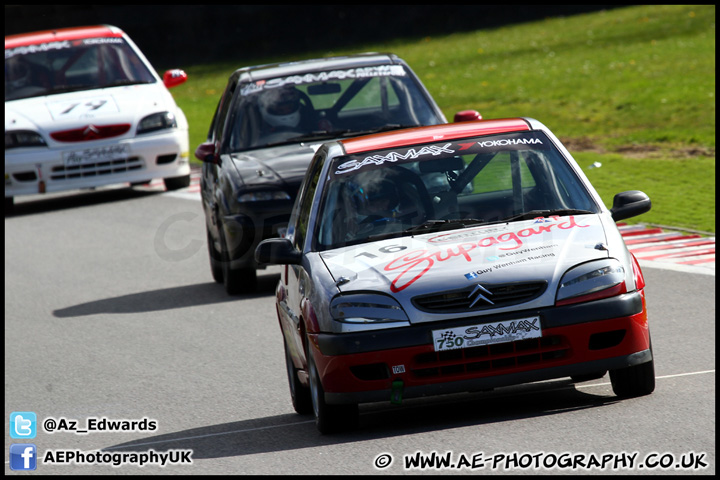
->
[501,209,595,223]
[285,130,353,143]
[104,80,154,88]
[46,85,96,94]
[287,125,418,144]
[402,218,488,234]
[360,124,419,134]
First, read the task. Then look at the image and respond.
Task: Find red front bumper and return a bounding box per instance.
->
[309,292,650,405]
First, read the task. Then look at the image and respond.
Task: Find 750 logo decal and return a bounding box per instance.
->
[432,317,541,352]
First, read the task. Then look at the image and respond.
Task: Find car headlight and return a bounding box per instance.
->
[556,259,627,306]
[238,190,291,202]
[136,112,177,134]
[5,130,47,149]
[330,293,410,330]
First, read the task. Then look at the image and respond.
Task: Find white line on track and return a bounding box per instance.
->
[90,369,712,452]
[3,369,713,465]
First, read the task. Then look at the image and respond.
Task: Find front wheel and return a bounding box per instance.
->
[571,371,607,383]
[219,227,256,295]
[285,340,312,415]
[610,338,656,398]
[164,174,191,191]
[306,335,358,434]
[206,230,223,284]
[610,358,655,398]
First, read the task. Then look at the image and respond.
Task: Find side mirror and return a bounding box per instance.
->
[194,142,217,164]
[453,110,482,122]
[611,190,651,221]
[163,69,188,89]
[255,238,301,265]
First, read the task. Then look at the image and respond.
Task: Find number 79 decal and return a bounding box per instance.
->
[47,95,119,119]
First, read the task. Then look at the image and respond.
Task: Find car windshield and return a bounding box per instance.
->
[315,131,600,251]
[226,64,443,151]
[5,36,157,101]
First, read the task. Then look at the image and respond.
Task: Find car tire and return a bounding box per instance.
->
[164,174,191,191]
[306,334,358,434]
[284,340,312,415]
[610,358,656,398]
[219,226,257,295]
[206,230,223,284]
[571,371,607,383]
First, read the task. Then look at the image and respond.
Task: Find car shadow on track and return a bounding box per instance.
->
[52,274,281,318]
[102,380,622,460]
[5,186,165,218]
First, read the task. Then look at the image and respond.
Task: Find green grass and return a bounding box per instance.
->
[168,5,715,233]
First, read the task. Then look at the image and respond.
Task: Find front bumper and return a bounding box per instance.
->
[5,129,189,197]
[310,291,651,405]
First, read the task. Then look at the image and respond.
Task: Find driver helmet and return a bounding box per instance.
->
[6,56,30,89]
[353,178,400,218]
[259,86,301,128]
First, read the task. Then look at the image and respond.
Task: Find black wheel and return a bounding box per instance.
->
[306,335,358,434]
[284,340,312,414]
[610,359,655,398]
[164,174,191,191]
[571,371,607,383]
[219,227,256,295]
[206,230,223,284]
[610,338,656,398]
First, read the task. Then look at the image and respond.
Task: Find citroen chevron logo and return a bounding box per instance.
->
[468,284,494,308]
[83,125,100,140]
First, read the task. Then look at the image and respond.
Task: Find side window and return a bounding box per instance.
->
[212,80,237,147]
[292,151,325,250]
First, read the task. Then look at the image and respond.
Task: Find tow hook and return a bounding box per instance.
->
[390,380,404,405]
[36,164,46,194]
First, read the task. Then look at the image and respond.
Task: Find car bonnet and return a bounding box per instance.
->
[4,83,175,134]
[319,214,613,321]
[228,142,324,187]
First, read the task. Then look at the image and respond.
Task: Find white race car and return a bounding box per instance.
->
[5,25,191,209]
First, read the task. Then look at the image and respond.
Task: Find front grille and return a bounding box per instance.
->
[51,124,131,142]
[412,281,547,313]
[412,335,569,379]
[50,157,143,180]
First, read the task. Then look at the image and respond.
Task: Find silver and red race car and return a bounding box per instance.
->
[256,117,655,434]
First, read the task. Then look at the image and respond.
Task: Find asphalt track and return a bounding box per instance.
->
[5,175,714,474]
[163,168,716,277]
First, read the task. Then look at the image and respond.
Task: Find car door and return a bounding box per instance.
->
[201,78,238,243]
[281,149,326,363]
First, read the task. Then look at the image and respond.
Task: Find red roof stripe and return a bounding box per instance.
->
[5,25,122,49]
[341,118,531,155]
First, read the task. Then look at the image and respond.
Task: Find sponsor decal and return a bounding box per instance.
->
[241,65,406,95]
[475,137,543,148]
[335,143,455,175]
[81,37,124,46]
[384,217,588,292]
[5,38,123,59]
[5,41,71,58]
[433,316,542,351]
